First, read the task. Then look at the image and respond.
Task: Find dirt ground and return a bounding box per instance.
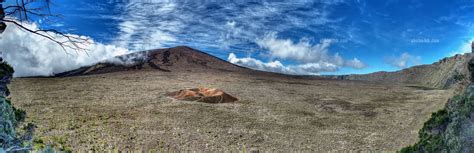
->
[9,70,453,151]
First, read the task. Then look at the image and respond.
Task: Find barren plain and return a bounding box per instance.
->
[10,69,453,151]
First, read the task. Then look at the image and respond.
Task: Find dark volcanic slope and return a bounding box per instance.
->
[56,46,248,77]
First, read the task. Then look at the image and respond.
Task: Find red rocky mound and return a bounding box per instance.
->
[168,88,238,103]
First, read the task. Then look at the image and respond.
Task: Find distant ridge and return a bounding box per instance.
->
[325,54,472,90]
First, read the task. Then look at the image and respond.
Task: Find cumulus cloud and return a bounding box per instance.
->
[0,22,128,77]
[228,53,289,73]
[386,52,421,69]
[289,62,339,74]
[345,58,367,69]
[228,53,340,75]
[256,33,335,63]
[236,32,366,74]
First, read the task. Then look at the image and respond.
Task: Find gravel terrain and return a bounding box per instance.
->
[10,69,453,151]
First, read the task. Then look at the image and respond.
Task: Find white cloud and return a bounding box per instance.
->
[386,52,421,69]
[228,53,340,75]
[450,39,474,56]
[289,62,338,74]
[113,1,181,51]
[0,22,128,77]
[228,53,289,73]
[345,58,367,69]
[248,32,367,74]
[256,32,333,63]
[109,1,350,54]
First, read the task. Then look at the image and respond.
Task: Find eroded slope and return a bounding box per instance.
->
[331,54,472,90]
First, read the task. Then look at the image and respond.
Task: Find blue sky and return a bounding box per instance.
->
[5,0,474,76]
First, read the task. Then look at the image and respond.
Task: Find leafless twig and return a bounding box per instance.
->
[1,0,91,53]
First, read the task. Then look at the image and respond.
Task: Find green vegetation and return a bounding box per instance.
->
[452,71,466,82]
[13,106,26,123]
[51,135,72,152]
[31,135,73,152]
[31,127,72,152]
[0,62,25,126]
[400,109,448,153]
[32,135,73,152]
[400,93,474,152]
[0,62,14,77]
[33,137,46,149]
[424,109,449,130]
[2,98,27,126]
[0,61,34,151]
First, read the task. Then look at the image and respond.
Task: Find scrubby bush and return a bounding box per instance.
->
[0,62,14,72]
[452,72,465,82]
[400,109,449,153]
[0,62,14,77]
[13,107,26,123]
[0,61,33,151]
[4,98,27,126]
[424,109,449,130]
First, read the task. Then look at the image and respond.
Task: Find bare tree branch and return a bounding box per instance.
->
[1,18,92,52]
[0,0,90,53]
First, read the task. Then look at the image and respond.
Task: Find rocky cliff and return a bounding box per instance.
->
[328,54,472,90]
[400,56,474,152]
